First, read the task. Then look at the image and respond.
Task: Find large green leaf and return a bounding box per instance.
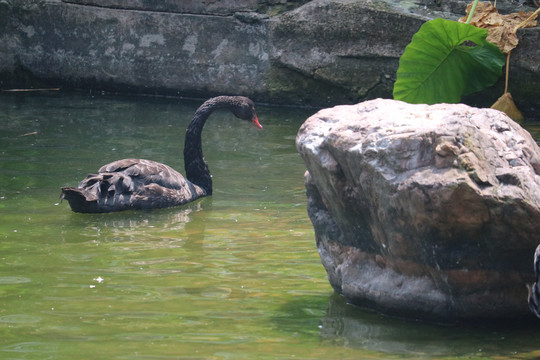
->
[393,18,505,104]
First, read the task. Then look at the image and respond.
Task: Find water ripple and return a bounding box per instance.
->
[0,276,31,284]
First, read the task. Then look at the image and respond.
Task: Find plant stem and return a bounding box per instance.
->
[465,0,479,24]
[513,7,540,33]
[504,52,510,94]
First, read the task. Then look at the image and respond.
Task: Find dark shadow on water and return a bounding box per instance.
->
[273,293,540,358]
[323,294,540,358]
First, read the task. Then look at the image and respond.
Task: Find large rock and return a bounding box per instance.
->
[0,0,539,110]
[296,99,540,320]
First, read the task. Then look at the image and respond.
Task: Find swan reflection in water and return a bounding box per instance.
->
[63,199,208,252]
[85,202,203,233]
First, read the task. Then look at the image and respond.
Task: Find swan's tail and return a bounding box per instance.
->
[61,187,100,213]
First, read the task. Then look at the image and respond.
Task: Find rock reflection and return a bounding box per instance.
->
[319,294,468,357]
[319,294,540,358]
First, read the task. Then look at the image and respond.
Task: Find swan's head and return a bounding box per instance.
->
[231,97,262,130]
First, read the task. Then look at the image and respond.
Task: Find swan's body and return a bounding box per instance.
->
[528,244,540,318]
[61,96,261,213]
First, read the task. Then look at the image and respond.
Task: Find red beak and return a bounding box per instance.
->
[252,116,263,130]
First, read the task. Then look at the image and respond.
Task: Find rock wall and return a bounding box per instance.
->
[296,99,540,320]
[0,0,272,98]
[0,0,538,109]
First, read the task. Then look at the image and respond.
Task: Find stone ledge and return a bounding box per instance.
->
[1,0,538,110]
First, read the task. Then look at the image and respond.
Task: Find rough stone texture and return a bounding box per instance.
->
[0,0,270,97]
[266,0,425,104]
[61,0,309,15]
[296,99,540,320]
[62,0,260,15]
[0,0,538,110]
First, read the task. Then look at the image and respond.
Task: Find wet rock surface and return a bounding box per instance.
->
[296,99,540,320]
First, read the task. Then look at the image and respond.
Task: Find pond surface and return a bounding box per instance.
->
[1,92,540,359]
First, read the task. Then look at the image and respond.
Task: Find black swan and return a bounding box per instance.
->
[61,96,261,213]
[528,244,540,319]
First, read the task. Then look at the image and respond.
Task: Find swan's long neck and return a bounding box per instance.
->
[183,97,232,195]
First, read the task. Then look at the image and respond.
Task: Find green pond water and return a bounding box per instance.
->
[1,92,540,360]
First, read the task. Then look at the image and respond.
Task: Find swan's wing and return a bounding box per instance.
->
[68,170,203,212]
[98,158,187,190]
[66,159,205,212]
